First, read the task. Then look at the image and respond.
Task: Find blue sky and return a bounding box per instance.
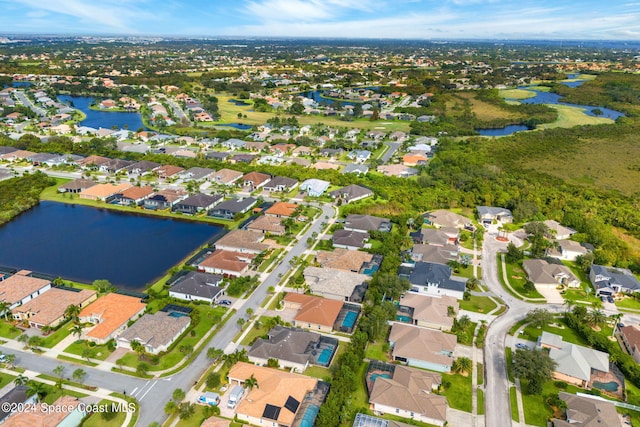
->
[1,0,639,40]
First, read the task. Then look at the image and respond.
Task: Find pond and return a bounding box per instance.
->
[216,123,252,130]
[0,201,223,291]
[476,124,532,136]
[228,99,250,106]
[58,94,147,131]
[516,87,624,120]
[299,90,358,107]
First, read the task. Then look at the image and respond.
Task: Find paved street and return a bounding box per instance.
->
[14,91,47,118]
[380,141,401,163]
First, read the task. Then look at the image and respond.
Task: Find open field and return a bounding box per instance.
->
[498,89,538,100]
[455,92,518,122]
[535,104,614,129]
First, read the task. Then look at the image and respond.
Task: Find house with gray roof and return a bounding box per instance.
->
[410,244,459,266]
[543,220,577,240]
[398,262,466,300]
[551,392,623,427]
[263,176,298,193]
[221,138,247,150]
[300,179,331,197]
[208,197,257,220]
[332,229,369,250]
[425,210,472,229]
[344,214,392,233]
[303,266,369,303]
[116,311,190,355]
[476,206,513,225]
[172,193,223,215]
[58,178,97,194]
[347,150,372,164]
[342,164,369,175]
[126,160,161,176]
[180,167,216,181]
[329,184,373,204]
[547,240,590,261]
[537,331,609,387]
[523,259,580,289]
[169,271,224,304]
[589,264,640,296]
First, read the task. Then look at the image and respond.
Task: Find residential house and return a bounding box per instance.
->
[76,155,110,169]
[332,229,369,250]
[377,164,418,178]
[172,193,223,215]
[551,392,623,427]
[352,414,420,427]
[144,188,188,210]
[411,228,459,246]
[0,386,36,424]
[208,197,257,220]
[58,178,97,194]
[0,149,36,161]
[543,220,577,240]
[228,362,319,427]
[99,158,134,174]
[425,210,471,229]
[213,168,243,186]
[537,332,609,387]
[344,214,392,233]
[0,270,52,310]
[3,395,86,426]
[329,184,373,204]
[589,264,640,296]
[269,143,296,156]
[230,153,257,164]
[154,165,185,180]
[617,324,640,364]
[248,326,338,371]
[342,164,369,175]
[292,146,312,157]
[12,288,96,329]
[410,244,459,265]
[402,153,428,166]
[523,259,581,289]
[241,171,271,191]
[112,185,154,206]
[263,176,298,193]
[198,250,255,277]
[78,183,132,201]
[27,152,57,166]
[222,138,246,150]
[215,229,269,254]
[206,151,231,162]
[547,240,590,261]
[319,148,343,159]
[398,262,467,300]
[283,294,343,332]
[168,271,224,304]
[247,215,286,236]
[303,266,369,303]
[265,202,298,218]
[476,206,513,225]
[348,150,371,164]
[79,293,146,344]
[312,162,341,171]
[397,294,458,331]
[245,141,268,152]
[315,249,374,273]
[180,167,216,181]
[116,311,190,354]
[125,160,160,176]
[389,323,457,372]
[369,365,448,427]
[300,179,331,197]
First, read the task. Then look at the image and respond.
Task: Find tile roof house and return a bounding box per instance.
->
[228,362,318,427]
[402,153,428,166]
[213,168,244,186]
[79,182,133,201]
[547,240,590,261]
[551,392,623,427]
[154,164,185,179]
[377,164,418,178]
[12,288,97,329]
[411,227,459,246]
[425,210,472,229]
[172,193,223,214]
[315,249,374,273]
[112,185,154,206]
[303,266,370,303]
[117,311,191,354]
[397,293,458,331]
[241,171,272,190]
[589,264,640,296]
[0,386,35,424]
[246,215,286,236]
[476,206,513,225]
[79,293,146,344]
[0,270,52,310]
[537,331,609,387]
[263,176,298,193]
[169,271,224,304]
[312,161,341,171]
[58,178,97,194]
[144,188,188,210]
[283,294,344,332]
[543,220,577,240]
[265,202,299,218]
[332,229,369,250]
[198,250,255,277]
[180,167,216,181]
[410,244,459,265]
[389,323,457,372]
[208,197,257,220]
[215,229,270,254]
[369,365,448,427]
[344,214,392,233]
[523,259,580,288]
[617,324,640,364]
[76,155,110,168]
[329,184,373,204]
[300,179,331,197]
[398,262,467,300]
[248,326,338,371]
[3,395,85,427]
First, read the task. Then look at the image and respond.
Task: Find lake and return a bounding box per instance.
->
[0,201,223,291]
[58,95,147,131]
[476,125,532,136]
[216,123,253,130]
[300,90,358,107]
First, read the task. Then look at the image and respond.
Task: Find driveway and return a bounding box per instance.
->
[534,285,565,304]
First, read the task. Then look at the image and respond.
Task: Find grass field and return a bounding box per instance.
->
[460,295,497,314]
[440,372,472,412]
[498,89,538,100]
[521,380,582,426]
[536,104,614,129]
[455,92,518,122]
[510,386,519,421]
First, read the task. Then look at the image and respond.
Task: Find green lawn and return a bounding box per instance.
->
[454,266,476,280]
[41,322,74,348]
[440,372,472,412]
[477,363,484,385]
[498,256,545,300]
[506,348,514,382]
[477,389,485,415]
[510,387,519,422]
[616,296,640,311]
[460,295,497,314]
[305,365,332,380]
[364,340,389,361]
[520,380,582,426]
[81,399,129,427]
[64,341,113,361]
[239,316,272,346]
[0,372,16,388]
[57,354,98,366]
[0,322,22,339]
[519,318,593,347]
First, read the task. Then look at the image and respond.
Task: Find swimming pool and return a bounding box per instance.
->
[317,347,334,366]
[593,381,619,392]
[342,311,358,329]
[396,315,412,323]
[168,311,188,318]
[298,404,320,427]
[369,372,391,383]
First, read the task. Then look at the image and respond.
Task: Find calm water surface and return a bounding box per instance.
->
[58,95,147,131]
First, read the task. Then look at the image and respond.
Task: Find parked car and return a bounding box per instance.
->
[515,343,530,350]
[218,299,232,306]
[607,296,615,303]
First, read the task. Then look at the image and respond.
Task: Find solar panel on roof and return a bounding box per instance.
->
[262,404,281,420]
[284,395,300,413]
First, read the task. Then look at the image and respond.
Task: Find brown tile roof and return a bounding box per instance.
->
[154,164,185,177]
[200,250,255,273]
[247,216,286,234]
[79,293,146,340]
[79,182,132,199]
[390,323,456,367]
[117,311,190,349]
[151,188,188,203]
[12,288,96,327]
[621,325,640,349]
[200,417,231,427]
[315,248,373,272]
[215,230,270,253]
[58,178,97,192]
[0,271,50,305]
[398,293,458,330]
[284,293,343,328]
[76,155,110,166]
[1,150,35,160]
[242,171,271,186]
[312,161,341,170]
[4,395,82,427]
[120,185,154,200]
[214,168,243,185]
[265,202,298,218]
[229,362,318,426]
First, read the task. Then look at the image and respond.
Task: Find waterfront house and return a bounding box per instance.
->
[117,311,190,354]
[79,293,146,345]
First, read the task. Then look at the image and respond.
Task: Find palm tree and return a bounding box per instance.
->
[13,374,28,386]
[3,353,15,368]
[586,309,607,327]
[245,374,259,390]
[610,313,623,337]
[26,380,47,401]
[70,324,83,340]
[564,299,575,313]
[452,357,473,375]
[64,304,81,323]
[0,301,10,321]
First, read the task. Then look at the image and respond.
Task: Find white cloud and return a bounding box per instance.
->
[243,0,377,23]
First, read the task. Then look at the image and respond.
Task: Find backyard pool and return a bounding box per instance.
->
[341,311,358,329]
[593,381,619,392]
[396,315,412,323]
[298,404,320,427]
